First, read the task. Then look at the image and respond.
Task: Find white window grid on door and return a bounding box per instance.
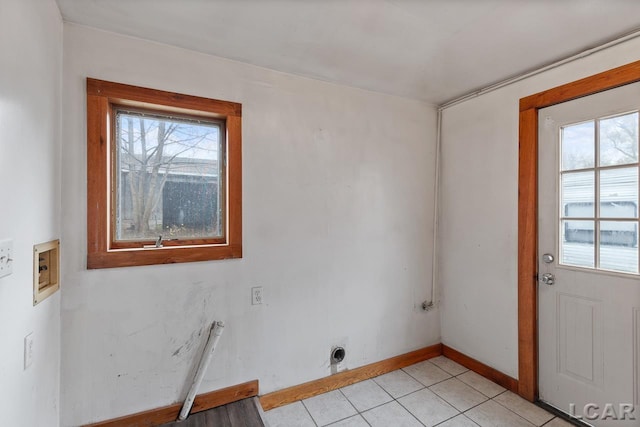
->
[558,110,640,275]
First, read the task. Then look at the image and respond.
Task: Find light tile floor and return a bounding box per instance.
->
[264,356,574,427]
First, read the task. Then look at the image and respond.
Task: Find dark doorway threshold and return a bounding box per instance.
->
[536,400,593,427]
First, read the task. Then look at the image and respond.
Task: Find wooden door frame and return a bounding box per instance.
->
[518,59,640,401]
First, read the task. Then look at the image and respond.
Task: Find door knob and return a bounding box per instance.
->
[539,273,555,286]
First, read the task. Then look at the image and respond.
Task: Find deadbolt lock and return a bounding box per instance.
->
[542,253,554,264]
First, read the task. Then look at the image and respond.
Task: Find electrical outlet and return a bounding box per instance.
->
[24,333,34,370]
[0,239,14,279]
[251,286,263,305]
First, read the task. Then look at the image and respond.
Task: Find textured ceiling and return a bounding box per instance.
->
[55,0,640,104]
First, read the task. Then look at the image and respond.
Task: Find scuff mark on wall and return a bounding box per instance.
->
[172,329,200,358]
[127,325,156,337]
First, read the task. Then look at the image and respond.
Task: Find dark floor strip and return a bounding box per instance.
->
[536,400,592,427]
[161,398,264,427]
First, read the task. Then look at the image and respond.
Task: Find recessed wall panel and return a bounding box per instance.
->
[558,293,603,387]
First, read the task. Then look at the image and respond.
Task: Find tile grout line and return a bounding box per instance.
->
[426,380,486,414]
[453,367,508,399]
[458,389,509,417]
[393,395,430,427]
[371,375,427,399]
[491,392,550,426]
[300,398,320,427]
[460,396,494,415]
[367,377,404,402]
[429,357,471,377]
[326,388,362,426]
[353,399,396,415]
[400,368,453,389]
[462,394,537,427]
[447,373,496,397]
[432,413,481,427]
[304,388,359,427]
[348,378,422,426]
[423,378,486,426]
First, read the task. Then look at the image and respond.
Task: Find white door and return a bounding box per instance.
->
[539,82,640,426]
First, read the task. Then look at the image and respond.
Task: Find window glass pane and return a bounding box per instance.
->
[561,171,594,218]
[599,167,638,218]
[561,220,595,268]
[115,110,222,241]
[562,121,594,171]
[599,221,638,273]
[599,112,638,167]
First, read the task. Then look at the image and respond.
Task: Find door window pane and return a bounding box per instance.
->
[562,171,594,218]
[599,167,638,218]
[599,112,638,167]
[562,121,595,171]
[599,221,638,273]
[558,113,640,275]
[561,220,595,268]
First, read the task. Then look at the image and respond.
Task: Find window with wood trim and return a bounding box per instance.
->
[86,78,242,269]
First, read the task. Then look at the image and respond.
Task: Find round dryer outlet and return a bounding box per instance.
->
[331,346,346,364]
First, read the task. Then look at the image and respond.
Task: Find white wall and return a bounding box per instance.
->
[0,0,63,426]
[61,24,439,425]
[439,36,640,378]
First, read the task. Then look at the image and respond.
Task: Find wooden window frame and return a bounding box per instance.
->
[87,78,242,269]
[518,60,640,401]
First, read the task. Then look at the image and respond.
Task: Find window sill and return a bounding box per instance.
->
[87,244,242,269]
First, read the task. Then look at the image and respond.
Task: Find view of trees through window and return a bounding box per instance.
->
[115,109,223,242]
